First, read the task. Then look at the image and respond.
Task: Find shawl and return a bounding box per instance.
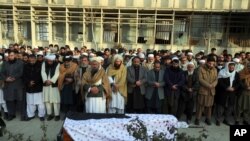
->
[58,62,78,90]
[218,62,236,87]
[107,61,127,101]
[239,63,250,87]
[82,67,111,98]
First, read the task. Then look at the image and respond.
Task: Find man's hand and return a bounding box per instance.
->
[172,84,178,90]
[29,81,35,87]
[113,84,119,92]
[5,77,13,82]
[188,88,193,92]
[136,80,141,86]
[45,80,52,86]
[154,82,160,88]
[90,86,99,94]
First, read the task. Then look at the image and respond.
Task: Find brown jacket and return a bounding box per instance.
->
[198,65,218,96]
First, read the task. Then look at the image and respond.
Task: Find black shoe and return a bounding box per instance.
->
[194,119,200,125]
[205,119,211,125]
[4,113,8,120]
[54,116,60,121]
[39,117,45,121]
[216,120,220,126]
[235,121,240,125]
[47,115,54,121]
[7,115,16,121]
[243,120,249,125]
[223,120,231,126]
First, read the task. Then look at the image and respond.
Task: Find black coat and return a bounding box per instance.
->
[23,62,43,93]
[216,72,241,106]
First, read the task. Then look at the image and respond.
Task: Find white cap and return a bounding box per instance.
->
[172,56,179,61]
[113,54,123,61]
[199,59,206,64]
[45,54,56,61]
[138,53,145,58]
[132,53,137,57]
[125,52,130,56]
[171,50,175,54]
[233,58,240,63]
[187,52,193,56]
[33,46,38,49]
[90,57,102,63]
[148,54,154,58]
[187,62,195,66]
[73,55,80,59]
[200,50,205,53]
[37,51,43,56]
[98,56,104,61]
[82,52,88,56]
[89,53,95,57]
[4,53,8,57]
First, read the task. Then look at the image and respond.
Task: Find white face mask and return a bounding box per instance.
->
[217,66,223,69]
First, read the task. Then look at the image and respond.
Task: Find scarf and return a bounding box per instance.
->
[218,62,236,87]
[81,67,111,98]
[107,63,127,101]
[58,62,78,90]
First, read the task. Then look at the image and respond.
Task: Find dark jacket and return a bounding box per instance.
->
[180,69,199,101]
[217,72,241,106]
[23,62,43,93]
[164,66,185,97]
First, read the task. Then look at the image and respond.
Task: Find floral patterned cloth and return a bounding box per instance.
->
[63,114,188,141]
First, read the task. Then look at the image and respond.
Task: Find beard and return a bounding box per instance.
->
[91,68,99,76]
[80,63,88,68]
[114,63,121,69]
[9,59,16,64]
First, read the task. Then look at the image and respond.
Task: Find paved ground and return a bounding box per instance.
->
[0,115,231,141]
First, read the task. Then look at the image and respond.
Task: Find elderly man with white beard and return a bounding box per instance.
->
[107,54,127,114]
[82,57,111,113]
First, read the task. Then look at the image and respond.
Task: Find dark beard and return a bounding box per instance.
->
[91,68,98,76]
[9,59,16,64]
[114,64,121,69]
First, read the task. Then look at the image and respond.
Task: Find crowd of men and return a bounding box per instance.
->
[0,43,250,126]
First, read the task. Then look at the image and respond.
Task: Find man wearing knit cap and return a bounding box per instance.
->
[163,57,185,115]
[107,54,127,114]
[82,57,111,113]
[138,53,146,65]
[195,55,217,125]
[41,54,61,121]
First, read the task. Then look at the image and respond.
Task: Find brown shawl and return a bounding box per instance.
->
[107,63,127,101]
[58,62,78,90]
[239,63,250,87]
[81,67,111,98]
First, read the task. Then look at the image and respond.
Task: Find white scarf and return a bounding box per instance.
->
[218,62,236,87]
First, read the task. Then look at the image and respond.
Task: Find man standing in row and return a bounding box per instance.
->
[41,54,60,121]
[82,57,111,113]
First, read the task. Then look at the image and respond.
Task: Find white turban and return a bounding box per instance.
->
[82,52,88,56]
[4,53,8,57]
[233,58,240,63]
[37,51,44,56]
[90,57,102,63]
[199,59,206,64]
[45,54,56,61]
[172,56,179,61]
[187,62,195,66]
[138,53,145,58]
[148,54,154,58]
[113,54,123,62]
[187,52,193,56]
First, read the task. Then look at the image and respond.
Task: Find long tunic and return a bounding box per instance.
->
[41,62,60,103]
[1,60,24,101]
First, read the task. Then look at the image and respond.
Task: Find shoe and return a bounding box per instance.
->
[54,116,60,121]
[216,120,220,126]
[39,117,45,121]
[235,121,240,125]
[243,120,249,125]
[223,120,231,126]
[7,115,16,121]
[194,119,200,125]
[47,115,54,121]
[205,119,211,125]
[4,113,8,120]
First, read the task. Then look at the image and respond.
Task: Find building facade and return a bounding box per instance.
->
[0,0,250,53]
